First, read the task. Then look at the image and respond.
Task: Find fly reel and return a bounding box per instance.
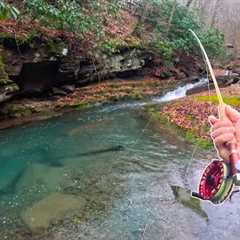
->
[193,143,240,204]
[193,160,233,204]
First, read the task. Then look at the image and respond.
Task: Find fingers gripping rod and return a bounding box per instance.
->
[190,30,240,203]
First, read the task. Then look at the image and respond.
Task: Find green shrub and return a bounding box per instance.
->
[24,0,102,38]
[137,0,225,60]
[24,0,121,39]
[106,0,121,17]
[149,35,173,63]
[0,1,20,20]
[200,28,225,59]
[101,38,128,55]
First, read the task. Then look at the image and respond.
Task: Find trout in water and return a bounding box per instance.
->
[171,185,208,221]
[78,145,124,157]
[38,145,124,167]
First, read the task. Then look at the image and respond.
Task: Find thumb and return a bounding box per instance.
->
[225,105,240,123]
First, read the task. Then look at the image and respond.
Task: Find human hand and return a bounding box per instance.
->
[208,105,240,162]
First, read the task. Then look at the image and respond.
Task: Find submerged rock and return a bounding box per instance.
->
[21,192,86,232]
[16,163,71,193]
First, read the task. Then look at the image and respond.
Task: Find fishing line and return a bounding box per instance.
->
[188,29,240,204]
[183,41,212,182]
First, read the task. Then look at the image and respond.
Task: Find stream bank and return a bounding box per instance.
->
[0,10,206,129]
[149,83,240,149]
[0,76,180,129]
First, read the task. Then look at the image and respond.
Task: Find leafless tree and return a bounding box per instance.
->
[192,0,240,57]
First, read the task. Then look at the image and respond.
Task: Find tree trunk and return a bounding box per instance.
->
[210,0,223,27]
[167,0,177,34]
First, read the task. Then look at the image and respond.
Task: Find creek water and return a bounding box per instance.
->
[1,80,240,240]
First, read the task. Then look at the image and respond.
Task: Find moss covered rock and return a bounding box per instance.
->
[21,192,86,232]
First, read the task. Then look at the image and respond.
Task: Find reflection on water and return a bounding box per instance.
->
[0,105,240,239]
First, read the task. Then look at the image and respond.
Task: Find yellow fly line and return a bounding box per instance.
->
[189,29,225,119]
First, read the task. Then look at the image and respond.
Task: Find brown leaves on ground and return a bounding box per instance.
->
[163,100,216,140]
[162,85,240,140]
[0,20,89,55]
[0,10,138,55]
[213,68,225,77]
[1,77,177,129]
[105,10,138,40]
[55,77,177,109]
[0,20,75,40]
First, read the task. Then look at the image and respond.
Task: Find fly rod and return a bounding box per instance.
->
[190,29,240,204]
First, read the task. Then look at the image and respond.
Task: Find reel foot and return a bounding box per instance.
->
[229,187,240,202]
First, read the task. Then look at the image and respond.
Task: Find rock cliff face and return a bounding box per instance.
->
[0,11,207,107]
[0,32,152,102]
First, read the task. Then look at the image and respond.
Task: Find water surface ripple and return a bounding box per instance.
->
[0,103,240,240]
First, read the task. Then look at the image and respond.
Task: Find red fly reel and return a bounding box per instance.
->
[193,143,240,204]
[197,160,233,204]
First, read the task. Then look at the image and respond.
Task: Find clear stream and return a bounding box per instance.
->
[1,80,240,240]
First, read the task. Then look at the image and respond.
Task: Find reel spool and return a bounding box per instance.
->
[195,160,233,204]
[193,143,240,204]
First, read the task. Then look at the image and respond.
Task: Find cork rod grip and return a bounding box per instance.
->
[229,142,240,176]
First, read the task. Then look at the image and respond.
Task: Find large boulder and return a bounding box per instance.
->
[76,49,151,85]
[16,163,71,193]
[21,192,86,232]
